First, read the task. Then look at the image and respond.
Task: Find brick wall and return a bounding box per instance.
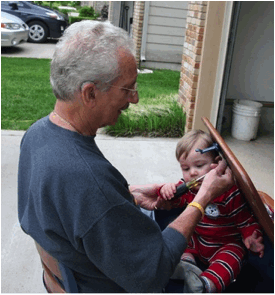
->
[108,1,114,23]
[178,1,208,133]
[132,1,145,67]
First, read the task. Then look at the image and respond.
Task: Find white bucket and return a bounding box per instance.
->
[231,99,263,141]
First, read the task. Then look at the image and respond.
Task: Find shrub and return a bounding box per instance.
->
[78,6,95,17]
[69,16,98,24]
[59,1,70,6]
[70,1,81,7]
[58,9,69,17]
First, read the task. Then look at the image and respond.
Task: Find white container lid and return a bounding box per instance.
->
[234,99,263,110]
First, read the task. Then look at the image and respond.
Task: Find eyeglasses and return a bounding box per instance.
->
[81,81,138,97]
[108,82,138,97]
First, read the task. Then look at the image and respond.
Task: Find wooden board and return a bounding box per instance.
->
[202,117,274,245]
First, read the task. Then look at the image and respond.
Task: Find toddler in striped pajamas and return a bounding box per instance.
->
[159,130,264,292]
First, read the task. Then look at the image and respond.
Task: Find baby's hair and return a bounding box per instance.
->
[176,130,217,161]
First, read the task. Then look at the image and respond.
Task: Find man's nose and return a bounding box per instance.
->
[128,92,139,104]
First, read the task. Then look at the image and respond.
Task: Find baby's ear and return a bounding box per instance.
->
[214,155,222,163]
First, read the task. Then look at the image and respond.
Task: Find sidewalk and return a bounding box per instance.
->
[2,129,273,293]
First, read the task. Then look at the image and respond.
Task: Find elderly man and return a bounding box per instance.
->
[18,21,233,292]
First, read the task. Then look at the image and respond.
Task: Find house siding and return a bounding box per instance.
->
[141,1,189,70]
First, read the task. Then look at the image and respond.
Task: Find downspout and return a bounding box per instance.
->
[119,2,124,28]
[140,1,150,62]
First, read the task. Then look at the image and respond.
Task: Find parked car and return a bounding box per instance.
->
[1,11,29,47]
[1,1,69,43]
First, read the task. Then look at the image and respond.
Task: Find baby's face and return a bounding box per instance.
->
[179,139,214,190]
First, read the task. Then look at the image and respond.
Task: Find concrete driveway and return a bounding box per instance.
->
[1,39,57,59]
[2,128,274,293]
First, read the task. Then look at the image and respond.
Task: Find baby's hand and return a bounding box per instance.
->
[244,230,264,258]
[160,183,177,200]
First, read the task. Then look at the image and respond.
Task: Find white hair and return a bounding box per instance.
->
[50,21,135,101]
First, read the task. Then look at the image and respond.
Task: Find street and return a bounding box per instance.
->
[1,39,58,59]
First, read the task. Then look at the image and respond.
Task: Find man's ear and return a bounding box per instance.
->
[81,83,97,107]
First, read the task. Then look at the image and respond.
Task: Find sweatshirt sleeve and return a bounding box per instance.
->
[82,202,187,293]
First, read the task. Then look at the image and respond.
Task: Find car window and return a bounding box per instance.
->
[2,1,27,8]
[8,1,24,7]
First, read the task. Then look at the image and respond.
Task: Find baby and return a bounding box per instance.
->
[159,130,264,293]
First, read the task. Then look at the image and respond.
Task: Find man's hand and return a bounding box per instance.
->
[195,159,235,207]
[130,184,175,211]
[244,230,264,258]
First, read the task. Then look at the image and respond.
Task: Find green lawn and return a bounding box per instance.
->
[1,57,185,136]
[1,57,56,130]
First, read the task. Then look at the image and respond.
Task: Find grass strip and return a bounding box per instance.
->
[105,95,186,137]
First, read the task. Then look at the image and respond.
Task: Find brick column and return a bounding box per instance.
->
[132,1,145,67]
[178,1,208,133]
[108,1,114,23]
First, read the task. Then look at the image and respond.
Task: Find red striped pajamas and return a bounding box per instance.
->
[174,184,262,292]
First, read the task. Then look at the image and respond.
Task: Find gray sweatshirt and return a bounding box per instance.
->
[18,116,187,292]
